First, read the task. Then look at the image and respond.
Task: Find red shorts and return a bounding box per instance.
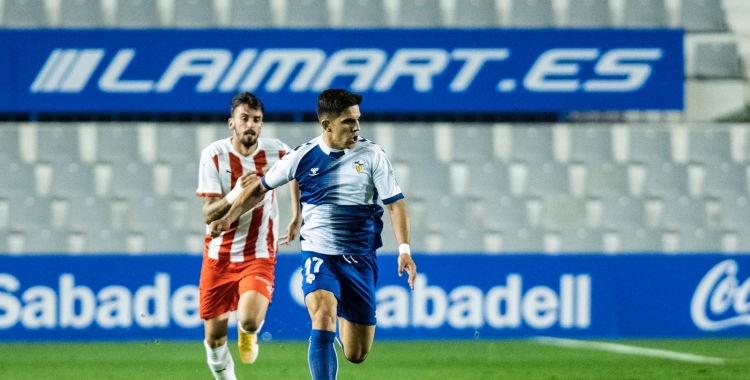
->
[199,253,276,320]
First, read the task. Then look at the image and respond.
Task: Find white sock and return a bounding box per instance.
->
[239,319,265,334]
[204,340,237,380]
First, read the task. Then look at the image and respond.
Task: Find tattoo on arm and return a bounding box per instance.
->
[203,197,230,224]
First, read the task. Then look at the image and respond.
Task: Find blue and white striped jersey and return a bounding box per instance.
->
[261,135,403,255]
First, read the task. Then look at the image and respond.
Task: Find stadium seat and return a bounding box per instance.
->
[423,196,476,232]
[585,162,630,198]
[141,228,189,253]
[398,0,443,27]
[341,0,387,28]
[617,227,661,252]
[466,162,511,200]
[173,0,217,28]
[22,229,70,253]
[680,0,727,32]
[66,196,113,232]
[450,123,494,163]
[453,0,498,27]
[108,162,156,199]
[622,0,667,28]
[229,0,274,28]
[719,196,750,231]
[0,124,20,165]
[629,127,672,163]
[156,125,199,164]
[116,0,160,28]
[0,162,35,198]
[693,42,743,79]
[688,128,733,165]
[273,123,321,148]
[7,196,53,231]
[500,228,545,253]
[36,124,81,163]
[569,125,613,163]
[428,227,485,253]
[96,124,142,163]
[49,161,96,199]
[391,124,437,163]
[510,125,554,163]
[2,0,48,28]
[170,161,200,199]
[541,195,587,231]
[703,162,748,199]
[525,162,570,197]
[558,228,604,253]
[661,196,708,231]
[81,229,128,253]
[287,0,329,27]
[675,228,723,252]
[511,0,554,28]
[483,195,528,231]
[127,196,175,232]
[601,195,647,229]
[643,162,690,197]
[566,0,611,28]
[398,161,452,199]
[60,0,103,28]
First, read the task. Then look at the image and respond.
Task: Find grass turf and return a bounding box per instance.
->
[0,339,748,379]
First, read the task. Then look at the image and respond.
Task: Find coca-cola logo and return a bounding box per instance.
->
[691,260,750,331]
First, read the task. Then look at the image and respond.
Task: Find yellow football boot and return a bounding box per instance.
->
[237,327,259,364]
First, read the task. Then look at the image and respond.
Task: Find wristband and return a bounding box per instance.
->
[225,184,242,205]
[398,244,411,255]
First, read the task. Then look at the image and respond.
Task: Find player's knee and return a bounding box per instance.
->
[205,335,227,348]
[239,318,262,333]
[344,350,369,364]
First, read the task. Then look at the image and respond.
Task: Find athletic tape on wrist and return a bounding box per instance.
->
[225,185,242,205]
[398,244,411,255]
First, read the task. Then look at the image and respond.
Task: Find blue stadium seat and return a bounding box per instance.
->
[643,162,690,197]
[96,124,142,163]
[391,124,437,162]
[127,196,175,232]
[0,124,20,165]
[170,161,200,199]
[601,195,647,229]
[617,227,661,252]
[501,228,545,252]
[466,162,511,200]
[569,125,613,163]
[7,196,53,231]
[0,162,36,198]
[67,196,113,232]
[559,228,604,253]
[450,124,495,163]
[703,162,748,199]
[229,0,274,28]
[483,195,528,231]
[525,162,570,197]
[585,163,630,198]
[719,196,750,231]
[22,229,70,253]
[36,124,81,163]
[661,196,708,231]
[141,228,189,252]
[109,162,156,199]
[81,229,129,253]
[629,127,672,163]
[688,128,733,165]
[675,228,723,252]
[156,125,199,164]
[510,125,554,163]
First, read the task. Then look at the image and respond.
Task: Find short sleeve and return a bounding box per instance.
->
[196,150,223,197]
[372,149,403,205]
[262,146,298,190]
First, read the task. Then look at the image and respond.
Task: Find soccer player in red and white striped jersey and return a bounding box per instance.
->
[197,92,301,380]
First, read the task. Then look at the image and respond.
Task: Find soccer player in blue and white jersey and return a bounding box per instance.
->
[209,89,417,380]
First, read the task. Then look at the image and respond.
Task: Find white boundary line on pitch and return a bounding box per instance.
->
[533,337,725,365]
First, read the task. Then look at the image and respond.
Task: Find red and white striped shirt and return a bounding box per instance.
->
[197,137,290,262]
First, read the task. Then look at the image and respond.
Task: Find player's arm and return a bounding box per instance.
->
[279,179,302,245]
[385,199,417,290]
[209,178,269,237]
[202,172,257,224]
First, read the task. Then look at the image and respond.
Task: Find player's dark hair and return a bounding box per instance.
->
[316,89,362,120]
[230,92,264,115]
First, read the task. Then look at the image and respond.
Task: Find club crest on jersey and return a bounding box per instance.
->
[353,159,365,173]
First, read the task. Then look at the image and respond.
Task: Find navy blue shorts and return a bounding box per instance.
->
[300,250,378,326]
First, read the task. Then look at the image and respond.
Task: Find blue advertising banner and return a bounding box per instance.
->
[0,29,683,113]
[1,254,748,342]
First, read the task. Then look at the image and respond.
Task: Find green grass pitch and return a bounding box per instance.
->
[0,339,748,379]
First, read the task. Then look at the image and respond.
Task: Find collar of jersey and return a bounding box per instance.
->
[318,138,349,157]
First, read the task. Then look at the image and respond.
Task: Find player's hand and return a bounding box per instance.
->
[398,253,417,290]
[239,171,257,188]
[279,216,302,245]
[209,219,231,238]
